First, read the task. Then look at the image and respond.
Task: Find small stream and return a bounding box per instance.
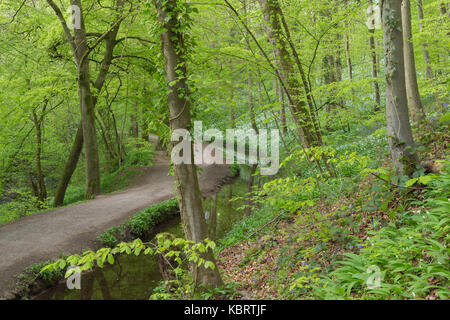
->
[34,178,248,300]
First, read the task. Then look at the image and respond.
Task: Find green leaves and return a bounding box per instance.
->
[405,174,435,187]
[438,112,450,123]
[311,163,450,299]
[40,235,220,288]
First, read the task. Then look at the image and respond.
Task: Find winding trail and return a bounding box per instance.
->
[0,151,230,298]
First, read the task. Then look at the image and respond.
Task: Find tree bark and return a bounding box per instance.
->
[208,195,217,241]
[70,0,100,199]
[382,0,418,177]
[276,78,287,134]
[130,102,139,139]
[53,122,83,206]
[401,0,425,124]
[345,34,353,80]
[417,0,434,79]
[49,0,124,205]
[257,0,318,147]
[369,0,381,110]
[32,104,48,206]
[155,0,224,291]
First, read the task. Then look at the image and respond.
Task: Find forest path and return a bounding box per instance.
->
[0,150,230,298]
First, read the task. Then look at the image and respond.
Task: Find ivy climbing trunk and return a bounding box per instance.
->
[155,0,224,291]
[381,0,418,177]
[257,0,318,147]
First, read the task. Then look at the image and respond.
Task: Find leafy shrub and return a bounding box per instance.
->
[0,190,48,225]
[126,198,179,236]
[97,198,179,246]
[311,163,450,300]
[97,227,121,247]
[122,138,155,168]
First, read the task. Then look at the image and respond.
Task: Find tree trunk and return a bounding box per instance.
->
[275,78,287,134]
[257,0,318,147]
[369,33,381,110]
[417,0,434,79]
[32,106,47,206]
[230,89,236,129]
[401,0,425,124]
[53,122,83,207]
[130,102,139,138]
[418,0,443,107]
[245,164,257,217]
[155,0,224,291]
[382,0,418,177]
[208,194,217,241]
[49,0,123,205]
[345,34,353,80]
[71,0,100,199]
[369,0,381,110]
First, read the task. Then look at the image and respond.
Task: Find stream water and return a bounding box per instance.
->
[34,179,248,300]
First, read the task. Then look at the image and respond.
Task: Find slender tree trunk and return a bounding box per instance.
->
[208,194,217,241]
[71,0,100,199]
[278,7,322,143]
[368,0,381,110]
[401,0,425,124]
[382,0,418,177]
[130,102,139,138]
[230,89,235,129]
[345,34,353,80]
[245,164,257,217]
[155,0,224,291]
[369,32,381,110]
[49,0,123,205]
[276,78,287,134]
[417,0,443,107]
[29,173,39,199]
[417,0,434,79]
[245,70,259,217]
[96,114,117,162]
[53,122,83,206]
[32,108,47,206]
[323,54,337,129]
[257,0,318,147]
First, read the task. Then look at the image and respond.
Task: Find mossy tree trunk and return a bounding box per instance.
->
[381,0,418,177]
[155,0,224,291]
[49,0,124,205]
